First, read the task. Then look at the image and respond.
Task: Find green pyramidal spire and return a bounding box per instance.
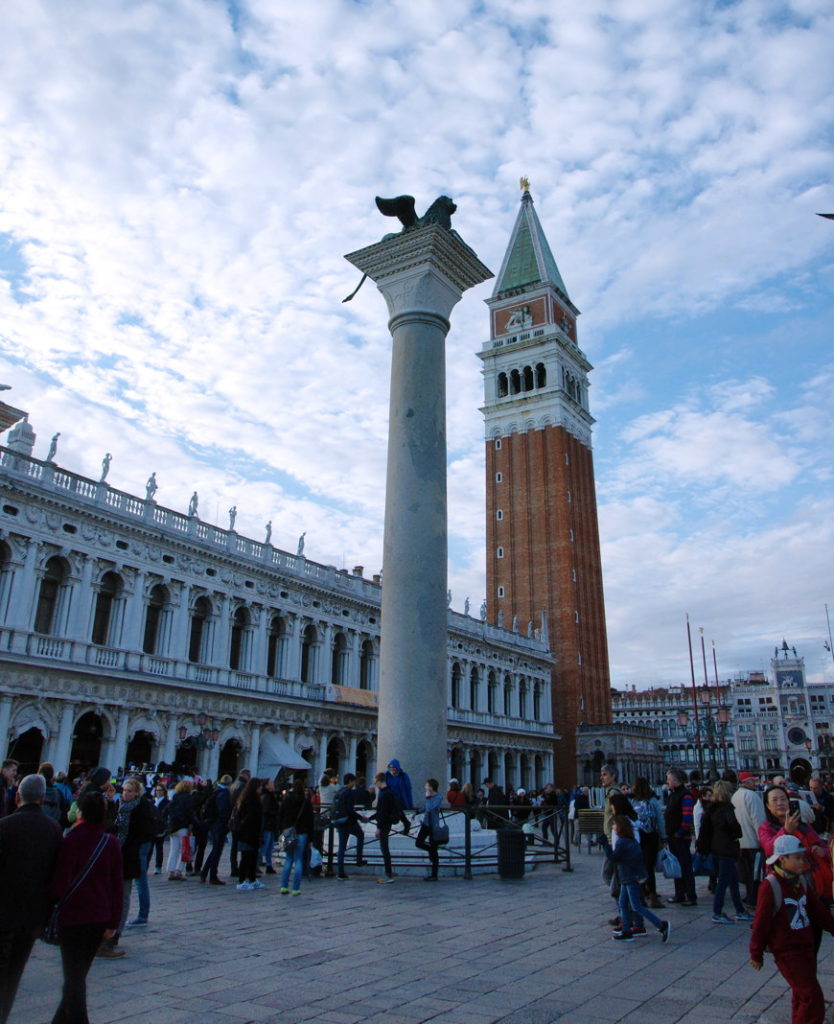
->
[493,186,570,302]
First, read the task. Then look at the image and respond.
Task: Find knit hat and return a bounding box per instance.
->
[88,766,112,788]
[738,772,758,783]
[766,834,807,865]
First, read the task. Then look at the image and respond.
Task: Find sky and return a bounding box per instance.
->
[1,0,833,689]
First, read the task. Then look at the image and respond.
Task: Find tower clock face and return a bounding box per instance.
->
[787,726,806,746]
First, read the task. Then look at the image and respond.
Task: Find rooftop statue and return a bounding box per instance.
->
[46,432,60,463]
[375,194,457,233]
[342,194,457,303]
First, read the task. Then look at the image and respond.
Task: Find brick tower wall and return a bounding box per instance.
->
[486,423,611,785]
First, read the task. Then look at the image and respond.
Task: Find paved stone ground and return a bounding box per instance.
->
[13,846,834,1024]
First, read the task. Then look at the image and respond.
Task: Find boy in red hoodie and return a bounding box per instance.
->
[749,833,834,1024]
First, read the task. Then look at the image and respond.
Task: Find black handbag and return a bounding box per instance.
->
[42,834,109,945]
[279,801,305,854]
[432,809,450,846]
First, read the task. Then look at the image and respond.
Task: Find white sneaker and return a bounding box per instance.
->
[236,881,253,891]
[377,876,395,884]
[251,880,265,890]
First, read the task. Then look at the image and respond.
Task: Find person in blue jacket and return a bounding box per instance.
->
[384,759,413,811]
[414,779,443,881]
[599,815,671,943]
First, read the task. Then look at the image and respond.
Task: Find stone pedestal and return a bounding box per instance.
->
[345,224,492,801]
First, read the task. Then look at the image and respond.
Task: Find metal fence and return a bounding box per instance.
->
[314,805,573,879]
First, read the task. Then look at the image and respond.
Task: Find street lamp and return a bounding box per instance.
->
[177,715,221,750]
[677,704,731,781]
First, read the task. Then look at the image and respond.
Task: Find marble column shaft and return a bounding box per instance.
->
[345,223,492,803]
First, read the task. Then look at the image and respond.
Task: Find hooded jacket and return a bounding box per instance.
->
[384,760,413,810]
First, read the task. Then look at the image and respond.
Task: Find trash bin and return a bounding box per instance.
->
[497,827,525,879]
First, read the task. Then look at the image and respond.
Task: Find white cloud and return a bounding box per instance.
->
[1,0,833,690]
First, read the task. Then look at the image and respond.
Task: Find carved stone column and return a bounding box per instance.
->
[51,702,77,775]
[0,695,13,760]
[346,222,492,803]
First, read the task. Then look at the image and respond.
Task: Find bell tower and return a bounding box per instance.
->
[477,183,611,783]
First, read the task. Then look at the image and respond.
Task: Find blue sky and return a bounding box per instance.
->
[1,0,833,687]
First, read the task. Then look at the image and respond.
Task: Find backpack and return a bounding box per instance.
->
[331,787,352,826]
[228,802,242,834]
[767,871,809,914]
[198,790,218,825]
[633,799,655,835]
[42,784,67,826]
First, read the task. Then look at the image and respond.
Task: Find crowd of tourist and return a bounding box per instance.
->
[596,763,834,1024]
[4,753,834,1023]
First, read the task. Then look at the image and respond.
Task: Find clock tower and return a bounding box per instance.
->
[478,184,611,783]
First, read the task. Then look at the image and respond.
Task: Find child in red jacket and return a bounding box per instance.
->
[749,834,834,1024]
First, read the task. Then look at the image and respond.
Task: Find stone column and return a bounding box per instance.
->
[205,738,221,782]
[7,538,39,632]
[0,695,13,760]
[105,708,130,773]
[249,725,261,776]
[52,703,77,775]
[161,715,179,765]
[347,734,358,776]
[346,222,492,802]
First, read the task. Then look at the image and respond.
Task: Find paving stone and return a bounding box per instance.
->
[12,854,834,1024]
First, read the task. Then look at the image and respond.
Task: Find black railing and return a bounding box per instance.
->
[312,804,572,879]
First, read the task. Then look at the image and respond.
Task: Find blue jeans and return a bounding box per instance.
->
[336,821,364,874]
[134,841,151,921]
[619,882,664,932]
[714,855,744,916]
[281,833,309,891]
[260,831,275,868]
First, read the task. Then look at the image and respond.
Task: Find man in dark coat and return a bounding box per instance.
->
[483,778,508,827]
[0,773,62,1023]
[0,760,18,820]
[201,775,233,885]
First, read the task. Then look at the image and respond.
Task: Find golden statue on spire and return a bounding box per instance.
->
[519,176,530,192]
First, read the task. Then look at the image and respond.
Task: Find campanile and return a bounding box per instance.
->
[478,183,611,783]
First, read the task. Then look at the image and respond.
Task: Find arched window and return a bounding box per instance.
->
[300,624,318,683]
[519,678,528,718]
[189,596,212,664]
[535,362,546,388]
[533,681,542,721]
[504,752,515,791]
[469,667,480,711]
[266,614,284,677]
[359,638,374,690]
[229,606,251,670]
[331,631,348,686]
[523,365,534,391]
[503,675,513,717]
[497,372,508,397]
[451,663,462,709]
[34,556,68,635]
[356,739,373,779]
[69,711,104,770]
[510,369,521,394]
[142,584,169,655]
[91,571,122,646]
[487,670,497,714]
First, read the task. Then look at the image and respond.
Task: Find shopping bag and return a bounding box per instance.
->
[656,846,682,879]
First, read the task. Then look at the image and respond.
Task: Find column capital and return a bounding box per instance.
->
[345,224,493,323]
